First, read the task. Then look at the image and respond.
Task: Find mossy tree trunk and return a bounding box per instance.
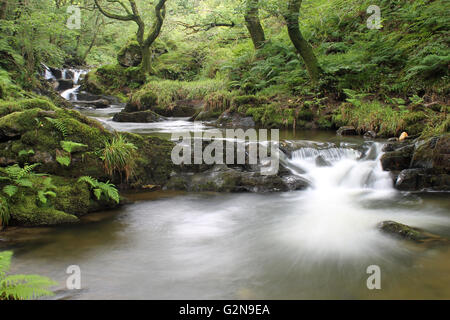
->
[94,0,168,75]
[244,0,266,49]
[283,0,320,84]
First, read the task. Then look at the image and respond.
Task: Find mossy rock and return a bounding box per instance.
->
[233,95,267,107]
[118,40,142,67]
[126,90,158,112]
[9,195,79,227]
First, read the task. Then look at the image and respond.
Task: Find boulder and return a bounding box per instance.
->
[364,131,377,139]
[57,79,74,91]
[379,221,448,245]
[395,169,450,191]
[337,126,357,136]
[380,145,414,171]
[76,99,110,109]
[117,40,142,67]
[217,111,255,128]
[112,110,164,123]
[165,165,310,193]
[411,135,449,174]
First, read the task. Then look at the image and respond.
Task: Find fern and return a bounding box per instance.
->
[0,251,56,300]
[78,176,120,204]
[18,149,35,157]
[0,197,10,226]
[60,141,87,153]
[56,155,71,167]
[45,117,68,138]
[2,185,18,198]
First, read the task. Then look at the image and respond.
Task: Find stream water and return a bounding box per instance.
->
[1,70,449,299]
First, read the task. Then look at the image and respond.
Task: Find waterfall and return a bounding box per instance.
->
[285,141,393,191]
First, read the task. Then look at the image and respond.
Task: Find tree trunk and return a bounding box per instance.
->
[283,0,320,84]
[0,0,8,19]
[141,45,151,74]
[244,0,265,49]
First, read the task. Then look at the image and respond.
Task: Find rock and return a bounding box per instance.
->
[165,165,310,193]
[380,145,414,171]
[49,67,63,79]
[30,151,54,165]
[217,111,255,128]
[337,126,357,136]
[379,221,448,245]
[411,135,449,174]
[76,99,110,108]
[395,169,450,191]
[0,127,21,142]
[112,110,164,123]
[387,137,399,142]
[315,155,331,167]
[364,131,377,139]
[57,79,74,91]
[117,40,142,67]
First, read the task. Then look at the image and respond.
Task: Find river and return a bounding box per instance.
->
[1,70,449,299]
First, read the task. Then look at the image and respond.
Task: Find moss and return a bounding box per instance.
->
[9,195,78,227]
[0,82,5,99]
[52,177,91,216]
[246,104,296,128]
[233,95,267,107]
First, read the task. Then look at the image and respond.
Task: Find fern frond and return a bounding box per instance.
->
[45,117,68,138]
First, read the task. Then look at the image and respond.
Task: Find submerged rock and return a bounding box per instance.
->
[379,221,448,245]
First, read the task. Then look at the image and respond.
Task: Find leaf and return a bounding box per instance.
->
[60,141,87,153]
[16,178,33,188]
[18,149,35,157]
[37,190,47,204]
[3,185,18,197]
[93,188,102,200]
[56,156,71,167]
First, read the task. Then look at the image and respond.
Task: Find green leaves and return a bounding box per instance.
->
[56,155,71,167]
[0,251,57,300]
[18,149,35,157]
[60,141,88,153]
[100,134,137,181]
[78,176,120,204]
[3,185,18,198]
[45,117,68,138]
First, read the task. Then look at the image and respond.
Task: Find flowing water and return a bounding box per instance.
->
[2,69,449,300]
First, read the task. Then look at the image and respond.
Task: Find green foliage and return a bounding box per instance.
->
[100,134,137,181]
[60,141,88,153]
[0,197,10,226]
[0,164,41,199]
[78,176,120,204]
[56,155,71,167]
[0,251,56,300]
[18,149,35,157]
[45,117,68,138]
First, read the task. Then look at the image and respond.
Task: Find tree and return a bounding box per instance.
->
[244,0,265,49]
[93,0,168,73]
[283,0,320,83]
